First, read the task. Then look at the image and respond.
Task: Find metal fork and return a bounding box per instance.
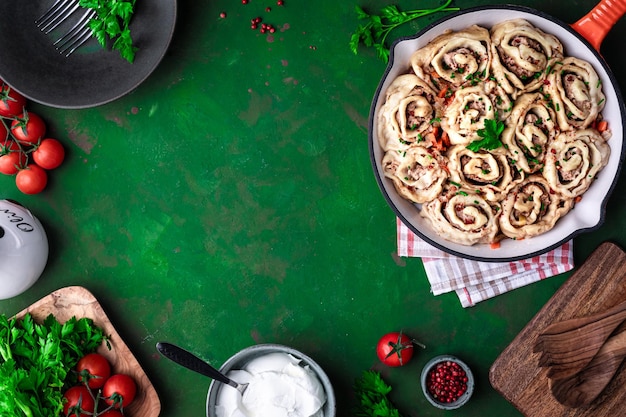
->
[36,0,96,57]
[36,0,80,33]
[53,8,97,57]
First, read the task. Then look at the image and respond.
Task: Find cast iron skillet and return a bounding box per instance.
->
[369,0,626,262]
[0,0,176,109]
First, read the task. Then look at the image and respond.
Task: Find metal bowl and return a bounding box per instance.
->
[206,344,335,417]
[420,355,474,410]
[369,5,626,262]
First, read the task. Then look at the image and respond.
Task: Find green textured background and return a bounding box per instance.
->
[2,0,626,416]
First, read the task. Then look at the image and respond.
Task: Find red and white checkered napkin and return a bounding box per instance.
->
[396,218,574,308]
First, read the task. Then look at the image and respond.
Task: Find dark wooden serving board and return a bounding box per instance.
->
[490,241,626,417]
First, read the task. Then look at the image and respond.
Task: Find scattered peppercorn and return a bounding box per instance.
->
[219,12,227,18]
[231,2,284,36]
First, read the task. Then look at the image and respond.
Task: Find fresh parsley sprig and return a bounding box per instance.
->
[79,0,138,63]
[466,119,506,152]
[354,370,404,417]
[349,1,459,62]
[0,313,108,417]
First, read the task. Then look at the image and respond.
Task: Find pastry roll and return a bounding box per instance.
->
[501,93,559,173]
[375,20,612,246]
[421,188,501,245]
[491,19,563,96]
[410,25,492,95]
[547,57,606,131]
[382,146,448,204]
[499,175,573,239]
[484,79,515,121]
[377,74,444,151]
[447,145,524,202]
[441,85,498,145]
[543,128,610,198]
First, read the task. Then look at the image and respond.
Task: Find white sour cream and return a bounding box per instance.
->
[215,352,326,417]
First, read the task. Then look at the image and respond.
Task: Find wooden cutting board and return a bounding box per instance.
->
[490,241,626,416]
[17,286,161,417]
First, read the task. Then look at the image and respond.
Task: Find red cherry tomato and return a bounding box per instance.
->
[77,353,112,389]
[0,151,27,175]
[33,138,65,170]
[0,120,8,142]
[376,331,416,367]
[103,374,137,409]
[15,164,47,194]
[63,385,95,417]
[0,139,26,175]
[0,82,26,118]
[11,112,46,145]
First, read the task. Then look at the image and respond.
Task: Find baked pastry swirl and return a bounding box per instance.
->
[543,129,611,198]
[421,187,501,245]
[447,145,524,202]
[410,25,492,95]
[377,74,443,151]
[499,175,573,240]
[441,85,498,145]
[382,146,449,204]
[546,57,606,131]
[501,93,559,173]
[376,19,611,246]
[490,19,563,96]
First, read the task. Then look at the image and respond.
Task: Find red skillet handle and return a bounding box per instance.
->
[571,0,626,51]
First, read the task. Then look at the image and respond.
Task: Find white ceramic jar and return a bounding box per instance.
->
[0,199,48,299]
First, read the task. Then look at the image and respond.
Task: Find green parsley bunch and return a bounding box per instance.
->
[79,0,138,63]
[349,1,459,62]
[0,313,108,417]
[354,370,404,417]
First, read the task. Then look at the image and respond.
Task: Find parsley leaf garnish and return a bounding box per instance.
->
[466,119,505,152]
[354,370,404,417]
[79,0,138,63]
[0,313,108,417]
[349,1,459,62]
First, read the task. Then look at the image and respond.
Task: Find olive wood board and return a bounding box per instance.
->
[16,286,161,417]
[490,241,626,416]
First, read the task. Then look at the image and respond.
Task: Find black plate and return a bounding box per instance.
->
[0,0,176,109]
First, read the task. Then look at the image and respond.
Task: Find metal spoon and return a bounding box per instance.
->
[156,342,248,395]
[549,328,626,408]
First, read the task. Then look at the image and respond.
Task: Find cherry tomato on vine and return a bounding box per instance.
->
[0,120,8,142]
[0,82,26,118]
[15,164,47,194]
[33,138,65,170]
[11,112,46,145]
[63,385,95,417]
[0,139,26,175]
[77,353,112,389]
[376,331,422,367]
[0,150,27,175]
[103,374,137,409]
